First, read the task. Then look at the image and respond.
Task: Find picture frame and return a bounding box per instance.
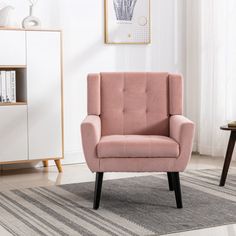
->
[105,0,151,44]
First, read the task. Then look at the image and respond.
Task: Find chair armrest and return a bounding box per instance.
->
[170,115,195,170]
[81,115,101,172]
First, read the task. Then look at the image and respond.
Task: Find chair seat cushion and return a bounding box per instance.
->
[97,135,179,158]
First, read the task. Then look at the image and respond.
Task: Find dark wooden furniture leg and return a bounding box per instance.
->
[220,131,236,186]
[93,172,104,210]
[172,172,183,208]
[167,172,174,191]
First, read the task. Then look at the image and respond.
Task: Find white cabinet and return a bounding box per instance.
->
[0,29,63,171]
[26,31,62,160]
[0,30,26,65]
[0,106,28,162]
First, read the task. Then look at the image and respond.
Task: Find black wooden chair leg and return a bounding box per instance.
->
[172,172,183,208]
[93,172,104,210]
[167,172,174,191]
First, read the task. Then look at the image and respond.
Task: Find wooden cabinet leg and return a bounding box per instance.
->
[55,159,62,173]
[220,131,236,186]
[43,160,49,167]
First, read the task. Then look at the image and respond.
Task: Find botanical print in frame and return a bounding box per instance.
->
[105,0,151,44]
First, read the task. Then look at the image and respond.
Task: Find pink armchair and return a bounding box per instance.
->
[81,72,195,209]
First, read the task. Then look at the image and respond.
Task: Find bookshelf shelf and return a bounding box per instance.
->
[0,67,27,104]
[0,29,63,173]
[0,65,26,69]
[0,102,27,106]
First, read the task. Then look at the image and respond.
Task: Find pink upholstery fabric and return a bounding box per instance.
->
[170,115,195,170]
[87,74,100,115]
[169,74,183,115]
[101,72,169,136]
[99,115,195,172]
[100,158,187,172]
[97,135,179,158]
[81,115,101,171]
[82,72,195,173]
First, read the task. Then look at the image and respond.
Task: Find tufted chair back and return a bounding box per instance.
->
[87,72,183,136]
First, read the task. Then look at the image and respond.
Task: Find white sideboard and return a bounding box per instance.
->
[0,30,26,65]
[0,29,64,172]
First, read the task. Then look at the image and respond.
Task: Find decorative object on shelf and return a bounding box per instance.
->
[0,3,15,27]
[105,0,151,44]
[22,0,41,29]
[228,121,236,127]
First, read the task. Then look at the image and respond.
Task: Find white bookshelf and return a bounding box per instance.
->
[0,29,64,172]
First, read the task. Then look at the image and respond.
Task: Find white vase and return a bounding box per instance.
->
[22,5,41,29]
[0,6,14,27]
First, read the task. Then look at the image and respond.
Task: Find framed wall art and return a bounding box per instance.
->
[105,0,151,44]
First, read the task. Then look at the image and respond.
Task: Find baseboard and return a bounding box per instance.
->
[192,142,197,152]
[62,150,85,165]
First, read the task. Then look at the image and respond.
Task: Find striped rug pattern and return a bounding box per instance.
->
[158,169,236,202]
[0,169,236,236]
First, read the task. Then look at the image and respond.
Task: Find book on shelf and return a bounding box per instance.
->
[10,70,16,103]
[1,71,7,103]
[0,70,16,103]
[6,71,11,103]
[0,72,2,102]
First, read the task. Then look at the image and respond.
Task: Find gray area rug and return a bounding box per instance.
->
[0,169,236,236]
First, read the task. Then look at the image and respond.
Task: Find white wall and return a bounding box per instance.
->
[5,0,187,164]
